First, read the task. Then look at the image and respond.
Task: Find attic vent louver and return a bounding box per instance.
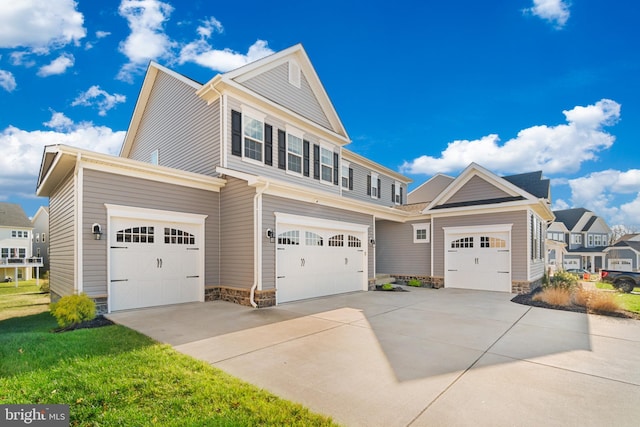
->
[288,60,301,88]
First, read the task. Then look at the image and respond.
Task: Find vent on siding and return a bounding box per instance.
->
[289,61,301,88]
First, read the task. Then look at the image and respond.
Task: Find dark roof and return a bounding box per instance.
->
[581,215,598,232]
[553,208,590,231]
[566,246,608,254]
[610,240,640,252]
[432,196,525,210]
[0,203,32,228]
[502,171,550,199]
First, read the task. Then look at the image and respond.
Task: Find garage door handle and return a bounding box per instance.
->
[345,257,348,265]
[186,275,199,278]
[111,279,128,282]
[111,246,128,249]
[301,258,305,267]
[157,258,163,268]
[277,276,286,278]
[448,269,458,272]
[186,247,199,251]
[498,271,509,274]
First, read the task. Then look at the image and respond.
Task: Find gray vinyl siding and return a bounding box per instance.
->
[32,212,49,271]
[220,177,255,289]
[240,62,333,130]
[444,176,511,205]
[82,169,220,297]
[433,211,528,281]
[49,171,76,298]
[343,160,407,207]
[607,249,637,269]
[408,175,454,204]
[127,71,220,176]
[375,220,430,276]
[261,194,374,290]
[225,96,341,195]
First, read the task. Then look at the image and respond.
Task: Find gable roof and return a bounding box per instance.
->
[407,173,455,204]
[0,203,32,228]
[606,240,640,254]
[197,43,349,144]
[581,215,598,232]
[502,171,550,199]
[553,208,590,231]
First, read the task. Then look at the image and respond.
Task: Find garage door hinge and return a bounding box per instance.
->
[186,275,199,278]
[110,279,129,282]
[110,246,128,249]
[277,276,285,278]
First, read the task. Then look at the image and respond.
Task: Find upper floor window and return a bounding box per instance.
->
[35,233,40,243]
[11,230,29,239]
[150,149,159,165]
[287,133,303,174]
[1,248,26,258]
[341,162,351,190]
[392,181,403,205]
[320,147,333,183]
[42,233,46,243]
[369,173,379,198]
[571,234,582,245]
[243,115,264,162]
[547,232,564,241]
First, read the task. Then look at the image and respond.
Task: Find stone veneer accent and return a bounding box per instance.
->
[382,274,542,295]
[387,275,445,289]
[205,286,276,308]
[511,278,543,295]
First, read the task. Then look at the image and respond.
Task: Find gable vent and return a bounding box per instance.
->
[288,60,301,88]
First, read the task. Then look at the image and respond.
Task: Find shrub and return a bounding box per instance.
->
[572,287,591,307]
[381,283,394,291]
[407,279,422,287]
[533,288,572,306]
[50,293,96,328]
[39,279,50,293]
[548,270,580,291]
[585,291,622,314]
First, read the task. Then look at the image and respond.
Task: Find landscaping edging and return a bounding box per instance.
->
[511,292,640,320]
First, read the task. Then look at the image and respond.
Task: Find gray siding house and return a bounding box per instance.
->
[36,44,553,313]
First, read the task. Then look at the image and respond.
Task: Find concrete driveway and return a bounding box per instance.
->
[108,287,640,427]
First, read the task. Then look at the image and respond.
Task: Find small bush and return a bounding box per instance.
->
[548,270,580,291]
[39,279,50,293]
[50,293,96,328]
[381,283,394,291]
[407,279,422,287]
[585,291,622,314]
[533,288,572,306]
[572,288,591,307]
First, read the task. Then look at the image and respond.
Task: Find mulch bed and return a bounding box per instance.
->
[53,315,115,333]
[511,292,640,320]
[374,285,409,292]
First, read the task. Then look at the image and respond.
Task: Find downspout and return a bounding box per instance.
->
[250,182,269,307]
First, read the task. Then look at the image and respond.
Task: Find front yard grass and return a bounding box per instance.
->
[0,301,336,426]
[0,279,50,320]
[595,282,640,314]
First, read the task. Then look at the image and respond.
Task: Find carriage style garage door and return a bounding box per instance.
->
[275,214,368,303]
[107,205,206,312]
[444,225,512,292]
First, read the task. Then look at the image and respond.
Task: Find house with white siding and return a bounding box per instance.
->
[36,44,553,313]
[0,202,43,282]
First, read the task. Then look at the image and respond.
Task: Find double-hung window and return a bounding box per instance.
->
[287,132,303,174]
[243,115,264,162]
[320,147,333,183]
[341,162,350,189]
[370,173,379,198]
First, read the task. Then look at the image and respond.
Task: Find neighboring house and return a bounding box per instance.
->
[36,44,553,314]
[31,206,50,272]
[0,202,43,281]
[604,235,640,271]
[548,208,611,272]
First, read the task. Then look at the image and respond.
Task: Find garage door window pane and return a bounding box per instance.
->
[347,235,361,247]
[328,235,344,247]
[116,227,155,243]
[164,228,196,245]
[305,232,323,246]
[278,230,299,245]
[480,236,506,248]
[451,237,473,248]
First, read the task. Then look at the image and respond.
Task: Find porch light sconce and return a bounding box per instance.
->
[265,228,275,243]
[92,223,103,240]
[369,238,376,246]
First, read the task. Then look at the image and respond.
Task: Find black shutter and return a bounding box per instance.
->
[313,144,320,180]
[333,153,339,185]
[391,183,396,203]
[348,168,353,190]
[231,110,242,157]
[303,140,310,177]
[366,175,371,196]
[377,178,381,199]
[264,124,273,166]
[277,130,286,170]
[399,187,403,204]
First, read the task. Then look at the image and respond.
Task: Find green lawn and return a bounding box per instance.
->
[595,282,640,314]
[0,279,50,320]
[0,292,337,426]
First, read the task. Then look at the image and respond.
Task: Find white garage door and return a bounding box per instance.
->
[608,259,633,271]
[109,215,204,311]
[276,216,368,303]
[444,227,511,292]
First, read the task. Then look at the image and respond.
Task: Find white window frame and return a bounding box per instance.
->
[370,173,379,198]
[320,145,334,184]
[588,234,594,247]
[150,149,159,165]
[286,126,304,176]
[394,181,402,205]
[341,161,350,190]
[572,234,582,245]
[240,106,266,165]
[412,223,430,243]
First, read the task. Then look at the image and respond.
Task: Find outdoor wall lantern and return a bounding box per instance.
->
[369,238,376,246]
[92,223,103,240]
[265,228,275,243]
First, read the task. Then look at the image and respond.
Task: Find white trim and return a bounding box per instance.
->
[240,104,266,122]
[412,222,430,243]
[443,223,513,234]
[105,204,207,313]
[76,161,83,294]
[285,124,304,139]
[222,94,228,168]
[275,212,369,234]
[370,172,379,198]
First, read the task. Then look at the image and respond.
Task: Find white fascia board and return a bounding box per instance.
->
[275,212,369,234]
[427,200,533,219]
[104,204,208,224]
[342,149,412,183]
[443,223,513,234]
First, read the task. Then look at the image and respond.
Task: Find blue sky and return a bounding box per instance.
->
[1,0,639,230]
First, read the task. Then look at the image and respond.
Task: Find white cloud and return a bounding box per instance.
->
[96,31,111,39]
[37,53,75,76]
[179,38,274,73]
[567,169,640,228]
[0,111,124,199]
[72,85,127,116]
[117,0,175,82]
[401,99,620,176]
[524,0,571,29]
[0,70,17,92]
[551,198,570,211]
[0,0,85,49]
